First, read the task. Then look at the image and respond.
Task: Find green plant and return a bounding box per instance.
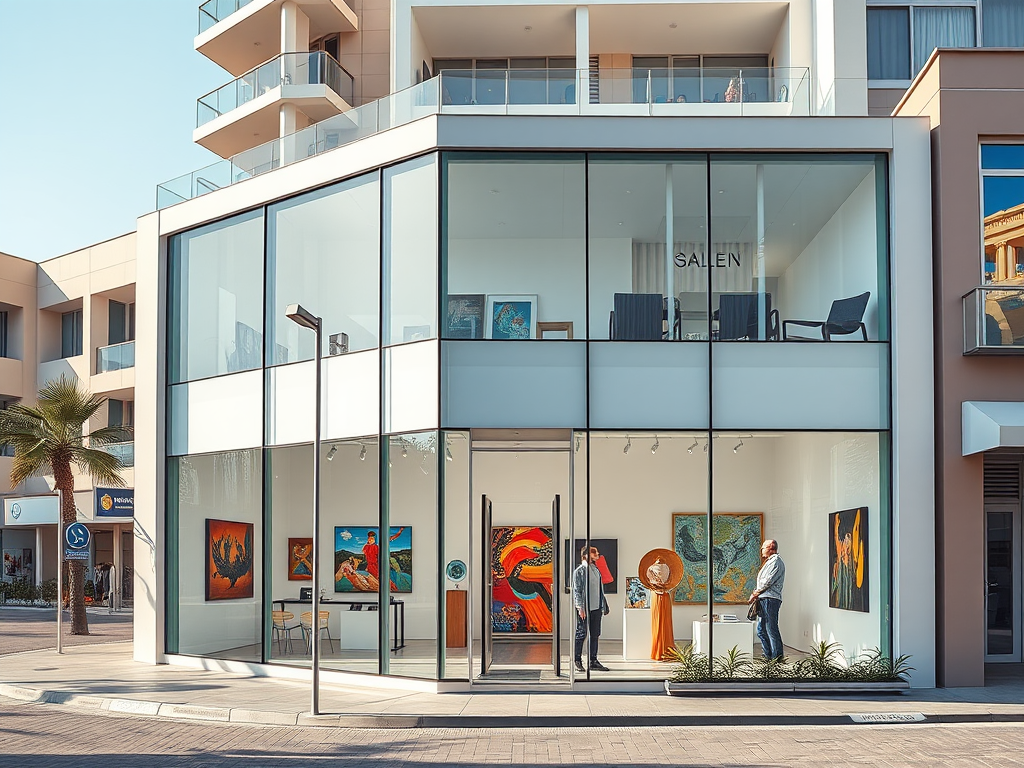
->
[844,647,915,682]
[40,578,58,605]
[713,645,751,679]
[667,643,712,683]
[795,640,846,680]
[750,653,792,679]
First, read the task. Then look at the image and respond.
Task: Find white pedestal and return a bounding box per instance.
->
[691,620,754,657]
[339,608,378,650]
[623,608,652,660]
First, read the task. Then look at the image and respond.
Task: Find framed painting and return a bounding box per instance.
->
[671,513,763,605]
[334,526,412,593]
[563,538,618,594]
[485,295,538,340]
[205,519,254,601]
[287,537,313,581]
[625,576,650,609]
[3,549,22,579]
[829,507,868,612]
[491,526,552,633]
[445,293,485,339]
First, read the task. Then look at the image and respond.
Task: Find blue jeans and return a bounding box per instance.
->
[756,597,784,660]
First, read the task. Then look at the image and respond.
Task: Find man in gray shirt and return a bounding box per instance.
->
[572,545,610,672]
[748,539,786,660]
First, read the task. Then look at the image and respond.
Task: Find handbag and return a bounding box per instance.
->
[746,600,759,621]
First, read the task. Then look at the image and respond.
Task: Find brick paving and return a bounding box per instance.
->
[0,699,1023,767]
[0,606,132,655]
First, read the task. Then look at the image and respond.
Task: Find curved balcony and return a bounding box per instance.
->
[194,51,354,158]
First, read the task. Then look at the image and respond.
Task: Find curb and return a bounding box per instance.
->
[2,683,1023,729]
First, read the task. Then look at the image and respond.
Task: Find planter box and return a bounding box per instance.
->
[665,680,910,696]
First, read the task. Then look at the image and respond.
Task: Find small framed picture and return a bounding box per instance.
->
[485,295,538,340]
[445,294,485,339]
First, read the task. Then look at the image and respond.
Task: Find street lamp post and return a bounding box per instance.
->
[285,303,323,717]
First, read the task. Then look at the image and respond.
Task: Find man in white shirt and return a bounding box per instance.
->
[747,539,786,660]
[572,545,610,672]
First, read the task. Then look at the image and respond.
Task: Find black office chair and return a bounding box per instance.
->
[609,293,663,340]
[717,293,780,340]
[782,292,870,341]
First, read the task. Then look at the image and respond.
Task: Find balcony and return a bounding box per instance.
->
[158,66,810,208]
[963,285,1024,354]
[195,51,354,158]
[97,341,135,373]
[101,441,134,468]
[196,0,357,76]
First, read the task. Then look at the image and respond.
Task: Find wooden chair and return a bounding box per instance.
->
[300,610,337,654]
[271,610,300,655]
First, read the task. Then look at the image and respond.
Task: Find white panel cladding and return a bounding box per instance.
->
[167,371,263,456]
[384,340,439,433]
[324,349,380,440]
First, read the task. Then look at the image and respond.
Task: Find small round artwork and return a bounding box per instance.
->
[446,559,467,583]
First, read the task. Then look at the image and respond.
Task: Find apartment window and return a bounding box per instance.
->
[867,4,976,81]
[108,399,134,427]
[61,309,83,358]
[981,0,1024,46]
[434,58,577,106]
[632,55,771,104]
[108,300,135,344]
[981,145,1024,286]
[0,311,9,359]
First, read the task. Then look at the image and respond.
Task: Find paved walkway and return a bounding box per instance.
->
[0,606,132,655]
[3,641,1024,728]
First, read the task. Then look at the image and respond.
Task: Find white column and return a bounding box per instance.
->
[34,526,43,585]
[756,164,766,339]
[281,0,301,53]
[112,523,121,611]
[575,7,590,109]
[665,165,675,337]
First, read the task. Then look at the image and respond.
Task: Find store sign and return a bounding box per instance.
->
[95,488,133,518]
[3,496,59,526]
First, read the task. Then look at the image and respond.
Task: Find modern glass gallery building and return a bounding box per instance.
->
[133,113,937,690]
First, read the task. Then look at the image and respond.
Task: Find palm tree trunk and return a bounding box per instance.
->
[55,459,88,635]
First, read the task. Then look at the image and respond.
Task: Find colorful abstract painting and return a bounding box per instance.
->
[563,539,618,594]
[334,526,412,593]
[446,294,485,339]
[625,576,650,609]
[205,519,254,601]
[491,526,552,633]
[829,507,868,612]
[486,295,537,340]
[672,513,763,605]
[3,549,24,579]
[287,537,313,581]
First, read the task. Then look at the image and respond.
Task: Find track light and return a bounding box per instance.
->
[445,444,454,462]
[651,435,660,454]
[402,444,408,458]
[687,439,698,455]
[733,439,745,454]
[358,444,366,461]
[574,433,581,454]
[326,445,337,461]
[623,435,632,455]
[703,441,709,453]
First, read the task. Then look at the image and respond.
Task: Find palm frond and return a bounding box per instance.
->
[10,450,47,489]
[88,424,133,447]
[69,446,127,487]
[38,376,106,441]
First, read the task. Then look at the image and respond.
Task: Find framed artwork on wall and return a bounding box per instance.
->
[445,293,485,339]
[334,526,412,593]
[563,538,618,593]
[671,512,763,605]
[205,519,254,601]
[829,507,868,612]
[625,576,650,609]
[491,526,553,633]
[485,295,538,339]
[287,537,313,581]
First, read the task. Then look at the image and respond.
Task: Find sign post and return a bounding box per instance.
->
[55,490,63,654]
[60,511,91,652]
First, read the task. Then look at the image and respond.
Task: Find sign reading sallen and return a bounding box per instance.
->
[4,496,59,526]
[95,488,134,518]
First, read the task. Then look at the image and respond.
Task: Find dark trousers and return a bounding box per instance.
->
[574,609,603,662]
[756,597,784,660]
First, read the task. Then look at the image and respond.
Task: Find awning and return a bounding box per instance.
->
[962,401,1024,455]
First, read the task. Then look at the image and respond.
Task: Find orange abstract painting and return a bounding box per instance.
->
[206,519,254,601]
[490,526,553,634]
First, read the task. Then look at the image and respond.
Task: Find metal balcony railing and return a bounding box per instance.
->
[198,0,255,33]
[102,442,135,468]
[197,51,354,127]
[97,341,135,373]
[964,285,1024,354]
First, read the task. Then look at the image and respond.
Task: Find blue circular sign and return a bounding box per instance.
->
[445,559,467,583]
[65,523,91,550]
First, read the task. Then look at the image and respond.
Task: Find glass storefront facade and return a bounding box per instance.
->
[166,151,892,684]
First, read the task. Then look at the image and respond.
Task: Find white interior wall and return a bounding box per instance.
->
[769,6,792,71]
[589,237,634,338]
[777,173,879,340]
[410,11,431,83]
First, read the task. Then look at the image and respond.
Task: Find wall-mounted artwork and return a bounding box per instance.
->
[3,549,24,579]
[445,294,485,339]
[485,295,538,340]
[671,513,763,605]
[491,526,552,633]
[625,576,650,609]
[829,507,868,612]
[563,538,618,594]
[334,526,412,593]
[206,519,254,601]
[287,538,313,581]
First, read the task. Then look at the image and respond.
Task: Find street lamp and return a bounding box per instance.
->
[285,303,323,717]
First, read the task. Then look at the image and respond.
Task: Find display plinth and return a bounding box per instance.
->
[691,620,754,657]
[622,608,652,660]
[340,609,377,650]
[446,589,467,648]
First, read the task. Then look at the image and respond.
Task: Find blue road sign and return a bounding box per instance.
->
[65,523,90,550]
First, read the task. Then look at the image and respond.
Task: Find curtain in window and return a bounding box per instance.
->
[913,7,976,72]
[867,8,911,80]
[982,0,1024,46]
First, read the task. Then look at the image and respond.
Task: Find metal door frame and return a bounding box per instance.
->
[985,501,1022,662]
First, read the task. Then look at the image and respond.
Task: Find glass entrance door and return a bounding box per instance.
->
[986,503,1021,661]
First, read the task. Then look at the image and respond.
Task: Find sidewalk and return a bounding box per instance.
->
[3,642,1024,729]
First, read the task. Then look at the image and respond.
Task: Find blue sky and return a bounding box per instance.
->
[0,1,227,261]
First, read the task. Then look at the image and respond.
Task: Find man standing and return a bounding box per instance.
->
[572,545,610,672]
[748,539,786,660]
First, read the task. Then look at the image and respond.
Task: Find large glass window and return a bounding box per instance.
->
[982,0,1024,46]
[913,6,976,71]
[442,153,586,341]
[383,155,438,346]
[61,309,83,358]
[867,8,911,80]
[267,173,380,365]
[979,145,1024,347]
[169,209,264,383]
[867,4,976,81]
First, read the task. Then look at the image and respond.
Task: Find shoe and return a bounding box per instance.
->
[574,660,585,673]
[590,660,609,671]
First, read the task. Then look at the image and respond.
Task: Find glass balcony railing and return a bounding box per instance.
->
[102,441,135,468]
[97,341,135,373]
[964,285,1024,353]
[198,51,354,127]
[158,66,810,209]
[199,0,255,33]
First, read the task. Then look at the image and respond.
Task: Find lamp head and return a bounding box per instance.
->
[285,303,320,331]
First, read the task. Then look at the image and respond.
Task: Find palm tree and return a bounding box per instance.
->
[0,375,131,635]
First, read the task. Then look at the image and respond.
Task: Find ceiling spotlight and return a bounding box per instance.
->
[669,21,678,28]
[445,444,454,462]
[703,441,709,453]
[733,439,745,454]
[623,435,632,455]
[651,435,660,454]
[574,433,582,454]
[687,439,698,455]
[326,445,338,461]
[358,444,366,461]
[402,444,408,458]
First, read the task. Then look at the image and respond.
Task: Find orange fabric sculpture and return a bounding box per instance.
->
[637,549,684,661]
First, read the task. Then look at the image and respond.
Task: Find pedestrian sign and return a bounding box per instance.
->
[64,522,91,561]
